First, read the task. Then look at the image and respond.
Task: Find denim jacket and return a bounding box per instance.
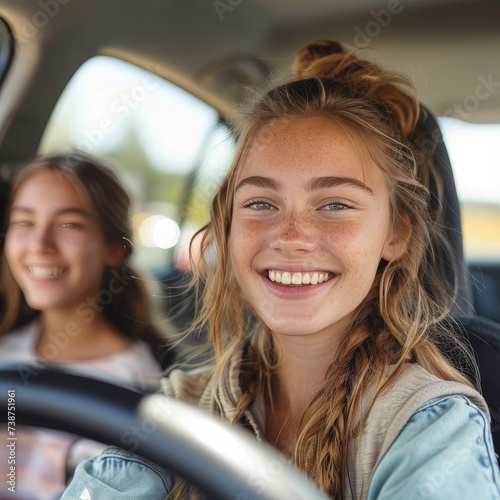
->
[62,349,500,499]
[62,395,500,499]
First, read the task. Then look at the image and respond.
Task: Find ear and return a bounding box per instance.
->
[105,241,126,267]
[382,213,411,262]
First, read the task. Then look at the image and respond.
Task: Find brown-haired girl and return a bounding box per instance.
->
[0,151,174,499]
[63,41,500,499]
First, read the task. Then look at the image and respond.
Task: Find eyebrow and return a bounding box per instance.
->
[9,207,93,217]
[235,176,283,192]
[307,176,373,195]
[235,175,373,195]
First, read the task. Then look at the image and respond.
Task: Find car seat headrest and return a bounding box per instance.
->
[417,107,474,316]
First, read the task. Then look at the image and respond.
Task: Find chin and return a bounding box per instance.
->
[24,296,61,311]
[268,322,317,337]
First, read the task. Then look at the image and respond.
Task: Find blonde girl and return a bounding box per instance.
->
[63,41,500,499]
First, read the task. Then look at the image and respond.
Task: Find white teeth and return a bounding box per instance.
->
[268,270,330,286]
[28,267,65,278]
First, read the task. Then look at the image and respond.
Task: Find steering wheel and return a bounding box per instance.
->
[0,364,329,500]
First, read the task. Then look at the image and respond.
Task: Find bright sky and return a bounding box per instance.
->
[439,117,500,206]
[40,56,219,174]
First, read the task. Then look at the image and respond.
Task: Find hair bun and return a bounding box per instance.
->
[292,38,419,137]
[294,39,345,76]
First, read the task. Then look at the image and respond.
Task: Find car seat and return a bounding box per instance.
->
[419,107,500,462]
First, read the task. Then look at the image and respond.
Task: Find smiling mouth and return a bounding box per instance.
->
[27,267,67,278]
[267,270,332,286]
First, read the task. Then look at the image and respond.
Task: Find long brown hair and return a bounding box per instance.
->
[0,151,172,364]
[181,40,476,498]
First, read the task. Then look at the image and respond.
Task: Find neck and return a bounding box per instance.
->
[272,333,338,410]
[264,332,338,453]
[36,309,131,361]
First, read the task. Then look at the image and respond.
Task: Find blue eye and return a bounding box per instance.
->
[242,200,276,210]
[322,201,352,211]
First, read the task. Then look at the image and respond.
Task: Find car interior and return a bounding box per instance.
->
[0,0,499,493]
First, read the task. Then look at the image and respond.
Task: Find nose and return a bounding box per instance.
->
[28,225,56,254]
[270,211,318,254]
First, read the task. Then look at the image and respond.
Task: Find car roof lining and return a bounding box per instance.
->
[0,0,499,163]
[1,0,499,109]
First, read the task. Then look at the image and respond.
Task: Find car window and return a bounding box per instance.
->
[438,117,500,260]
[39,56,235,275]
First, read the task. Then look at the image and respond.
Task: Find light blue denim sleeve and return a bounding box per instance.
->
[368,395,500,500]
[60,447,173,500]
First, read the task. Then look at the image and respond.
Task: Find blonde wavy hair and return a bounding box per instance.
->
[176,39,476,498]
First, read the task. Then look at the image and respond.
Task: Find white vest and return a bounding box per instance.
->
[162,352,489,499]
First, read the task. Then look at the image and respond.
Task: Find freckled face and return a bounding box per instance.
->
[5,170,120,314]
[229,117,402,343]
